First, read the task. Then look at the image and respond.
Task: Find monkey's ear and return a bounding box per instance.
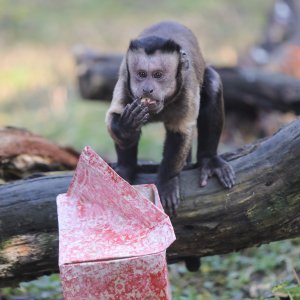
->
[180,49,189,70]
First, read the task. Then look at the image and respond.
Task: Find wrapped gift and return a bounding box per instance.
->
[57,146,176,299]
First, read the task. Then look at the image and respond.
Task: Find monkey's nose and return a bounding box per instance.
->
[143,88,154,95]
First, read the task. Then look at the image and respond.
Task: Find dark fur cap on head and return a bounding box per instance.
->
[129,36,181,55]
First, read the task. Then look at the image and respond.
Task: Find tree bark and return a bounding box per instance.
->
[1,117,300,286]
[73,49,300,114]
[0,127,79,182]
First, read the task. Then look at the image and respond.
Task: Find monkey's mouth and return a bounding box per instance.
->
[140,97,163,114]
[141,97,158,106]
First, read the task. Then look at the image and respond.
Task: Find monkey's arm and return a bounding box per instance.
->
[157,127,193,215]
[197,66,235,188]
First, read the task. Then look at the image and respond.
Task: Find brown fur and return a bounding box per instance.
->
[106,21,205,138]
[106,21,235,220]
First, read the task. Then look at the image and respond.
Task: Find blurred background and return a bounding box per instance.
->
[1,0,300,299]
[0,0,273,161]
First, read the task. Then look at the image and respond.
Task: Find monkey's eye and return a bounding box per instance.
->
[153,71,163,79]
[137,70,147,78]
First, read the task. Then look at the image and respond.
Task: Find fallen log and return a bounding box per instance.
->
[74,48,300,114]
[0,127,79,182]
[1,117,300,286]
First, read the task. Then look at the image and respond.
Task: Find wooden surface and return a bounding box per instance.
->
[0,127,79,182]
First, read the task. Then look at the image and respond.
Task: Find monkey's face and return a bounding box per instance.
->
[127,49,180,114]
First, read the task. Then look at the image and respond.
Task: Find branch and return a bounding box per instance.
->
[1,117,300,286]
[73,48,300,114]
[0,127,79,182]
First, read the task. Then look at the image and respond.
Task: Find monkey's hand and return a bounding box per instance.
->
[118,99,149,141]
[198,156,235,189]
[156,176,180,217]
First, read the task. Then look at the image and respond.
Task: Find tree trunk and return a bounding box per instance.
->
[73,49,300,114]
[1,117,300,286]
[0,127,79,182]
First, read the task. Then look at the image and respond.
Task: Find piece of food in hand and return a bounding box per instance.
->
[141,97,157,106]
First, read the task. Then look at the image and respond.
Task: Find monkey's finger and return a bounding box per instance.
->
[125,100,140,118]
[172,205,178,217]
[122,103,139,125]
[166,194,176,217]
[126,105,143,126]
[131,103,145,118]
[121,104,131,119]
[223,175,232,189]
[215,169,231,189]
[214,168,226,187]
[126,106,141,125]
[142,113,150,123]
[170,195,178,217]
[171,211,177,218]
[167,195,173,211]
[136,112,150,126]
[132,98,140,107]
[163,196,171,216]
[133,113,150,132]
[223,166,235,188]
[174,184,180,208]
[132,98,143,109]
[132,108,149,129]
[199,171,208,187]
[135,107,149,122]
[225,167,236,187]
[227,165,236,181]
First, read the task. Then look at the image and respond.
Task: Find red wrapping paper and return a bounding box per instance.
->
[57,146,175,299]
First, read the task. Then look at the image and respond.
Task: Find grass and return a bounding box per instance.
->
[170,239,300,299]
[2,0,300,299]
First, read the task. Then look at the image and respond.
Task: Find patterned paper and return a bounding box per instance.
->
[60,252,169,300]
[57,146,175,300]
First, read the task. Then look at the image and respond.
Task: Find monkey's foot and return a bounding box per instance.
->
[198,156,235,188]
[156,176,180,217]
[114,164,136,184]
[184,256,201,272]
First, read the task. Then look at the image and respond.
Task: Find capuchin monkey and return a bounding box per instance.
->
[106,21,235,216]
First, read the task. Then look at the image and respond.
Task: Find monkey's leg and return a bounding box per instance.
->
[108,100,149,182]
[157,128,192,216]
[197,66,235,188]
[114,142,138,183]
[183,256,201,272]
[157,127,196,284]
[186,148,192,164]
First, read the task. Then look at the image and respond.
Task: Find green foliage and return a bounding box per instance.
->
[168,239,300,299]
[1,275,62,300]
[272,282,300,300]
